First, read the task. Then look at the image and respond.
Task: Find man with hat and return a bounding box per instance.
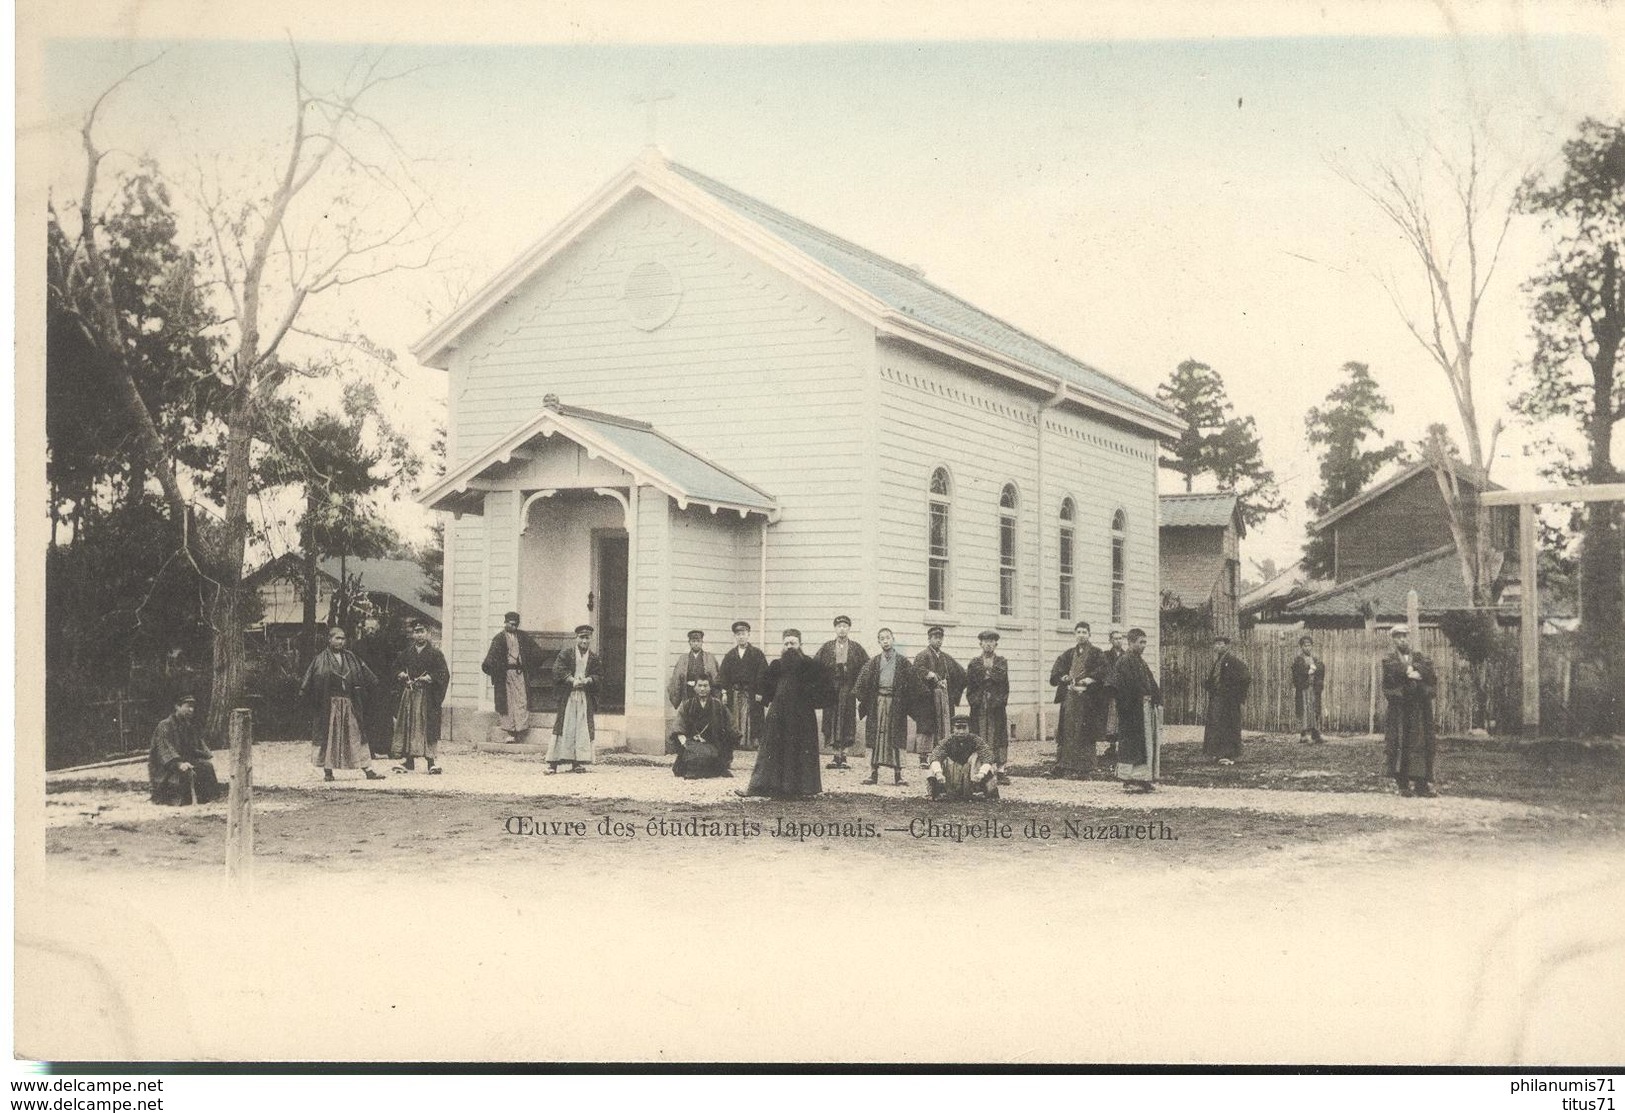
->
[854,627,925,786]
[1049,620,1109,777]
[1201,632,1251,765]
[481,612,543,743]
[300,625,387,782]
[1106,628,1161,793]
[548,624,602,773]
[147,694,222,805]
[1382,624,1438,797]
[737,629,829,799]
[911,624,966,768]
[815,615,868,771]
[668,629,721,716]
[717,620,768,751]
[1101,628,1127,763]
[390,619,451,774]
[668,675,739,779]
[964,630,1011,784]
[1291,634,1327,745]
[925,712,999,802]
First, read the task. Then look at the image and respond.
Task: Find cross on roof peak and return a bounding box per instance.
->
[632,84,676,147]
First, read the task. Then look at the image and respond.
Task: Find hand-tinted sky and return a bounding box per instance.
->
[40,30,1618,570]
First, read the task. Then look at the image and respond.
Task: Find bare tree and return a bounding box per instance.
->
[1348,132,1517,610]
[52,46,442,740]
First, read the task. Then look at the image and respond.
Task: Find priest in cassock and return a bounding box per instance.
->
[1107,628,1161,794]
[390,620,451,774]
[148,694,222,805]
[815,615,868,771]
[854,627,924,786]
[1049,620,1109,778]
[965,630,1011,784]
[1201,634,1251,765]
[911,624,966,769]
[737,630,830,799]
[717,620,767,751]
[549,623,602,774]
[668,676,740,779]
[1382,625,1438,797]
[299,626,387,782]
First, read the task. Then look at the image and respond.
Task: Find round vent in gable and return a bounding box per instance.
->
[621,260,682,330]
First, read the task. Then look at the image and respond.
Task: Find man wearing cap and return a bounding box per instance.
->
[815,615,868,771]
[854,628,924,786]
[669,676,740,779]
[668,629,720,714]
[548,624,602,773]
[1102,628,1127,763]
[481,612,542,743]
[1291,634,1327,745]
[738,629,830,799]
[1049,621,1109,778]
[911,625,965,769]
[1382,625,1438,797]
[717,621,768,751]
[148,694,222,805]
[925,713,999,802]
[1201,633,1251,766]
[300,626,387,782]
[965,630,1011,784]
[391,620,451,774]
[1106,628,1161,793]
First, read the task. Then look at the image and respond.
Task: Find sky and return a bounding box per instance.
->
[32,15,1622,573]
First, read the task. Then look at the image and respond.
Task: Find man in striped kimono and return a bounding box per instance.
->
[816,615,868,771]
[718,620,768,751]
[390,620,450,774]
[481,612,542,743]
[1291,634,1326,744]
[964,630,1011,785]
[548,624,602,774]
[299,626,387,782]
[855,628,923,786]
[911,624,965,769]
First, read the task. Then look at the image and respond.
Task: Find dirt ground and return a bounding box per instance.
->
[22,729,1625,1065]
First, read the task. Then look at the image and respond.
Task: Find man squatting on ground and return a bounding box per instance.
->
[148,694,222,805]
[926,713,1000,802]
[668,675,740,779]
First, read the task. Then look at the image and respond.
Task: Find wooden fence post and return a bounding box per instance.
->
[226,708,253,890]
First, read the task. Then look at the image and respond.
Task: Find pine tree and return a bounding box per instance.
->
[1155,359,1285,528]
[1301,362,1408,577]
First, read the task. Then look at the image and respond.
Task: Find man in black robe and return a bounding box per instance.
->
[718,620,767,751]
[816,615,868,771]
[669,676,740,779]
[667,629,720,714]
[1101,628,1126,763]
[148,694,222,805]
[390,620,451,773]
[352,615,397,757]
[481,612,543,743]
[737,630,830,799]
[926,713,999,802]
[1107,628,1161,794]
[965,630,1011,784]
[1383,624,1438,797]
[1291,634,1327,744]
[1049,620,1109,778]
[1201,633,1251,765]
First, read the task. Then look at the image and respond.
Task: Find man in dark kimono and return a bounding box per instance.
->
[299,626,387,782]
[548,624,602,774]
[667,629,721,716]
[1101,628,1126,763]
[668,676,740,779]
[1383,624,1438,797]
[481,612,542,743]
[925,713,1000,802]
[1107,628,1161,794]
[911,624,965,769]
[965,630,1011,784]
[1049,620,1109,778]
[148,694,222,805]
[855,628,922,786]
[390,620,451,774]
[815,615,868,771]
[718,620,767,752]
[1201,634,1251,765]
[1291,634,1327,745]
[352,615,396,758]
[737,630,830,800]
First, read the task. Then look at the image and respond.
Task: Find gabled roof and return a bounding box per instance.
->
[1283,545,1513,619]
[1239,560,1328,614]
[418,397,778,520]
[316,558,442,624]
[1308,459,1500,533]
[412,150,1182,439]
[1159,492,1244,533]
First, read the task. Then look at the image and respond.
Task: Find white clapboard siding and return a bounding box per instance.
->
[664,505,755,670]
[447,517,487,703]
[630,486,670,707]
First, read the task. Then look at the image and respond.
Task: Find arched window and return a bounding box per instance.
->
[1110,508,1128,625]
[1058,497,1076,621]
[927,468,951,612]
[999,484,1019,617]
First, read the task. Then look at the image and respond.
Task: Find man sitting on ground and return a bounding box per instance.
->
[148,694,222,805]
[925,713,1000,802]
[669,676,740,779]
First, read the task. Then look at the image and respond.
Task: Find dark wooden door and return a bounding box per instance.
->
[594,531,629,712]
